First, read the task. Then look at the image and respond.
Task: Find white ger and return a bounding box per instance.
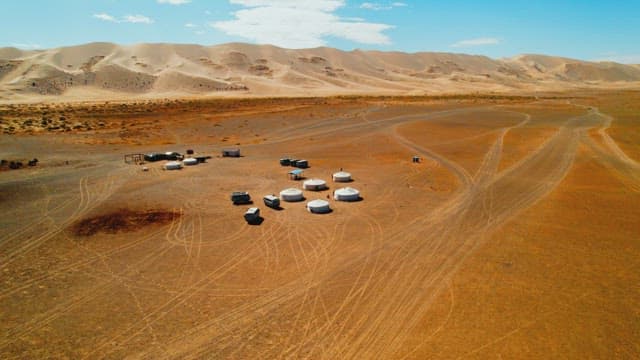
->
[279,188,304,202]
[332,171,352,182]
[334,187,360,201]
[303,179,327,191]
[306,199,331,214]
[164,161,182,170]
[183,158,198,166]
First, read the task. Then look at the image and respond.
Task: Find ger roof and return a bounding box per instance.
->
[289,169,304,175]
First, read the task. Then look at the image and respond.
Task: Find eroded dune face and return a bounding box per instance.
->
[0,93,638,359]
[1,42,640,102]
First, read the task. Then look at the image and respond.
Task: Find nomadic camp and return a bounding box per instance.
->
[231,191,252,205]
[279,188,304,202]
[332,171,352,182]
[244,207,261,224]
[222,148,241,157]
[164,161,182,170]
[334,187,360,201]
[306,199,331,214]
[303,179,327,191]
[288,169,304,180]
[183,158,198,166]
[263,195,280,209]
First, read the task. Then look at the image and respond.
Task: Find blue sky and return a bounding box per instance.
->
[1,0,639,63]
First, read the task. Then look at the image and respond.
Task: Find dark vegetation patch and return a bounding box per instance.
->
[72,209,179,236]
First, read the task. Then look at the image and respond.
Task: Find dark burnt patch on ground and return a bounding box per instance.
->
[71,209,179,236]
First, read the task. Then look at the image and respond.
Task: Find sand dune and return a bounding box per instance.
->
[1,42,639,102]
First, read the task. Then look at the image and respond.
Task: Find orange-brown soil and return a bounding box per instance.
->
[71,209,179,237]
[0,92,638,359]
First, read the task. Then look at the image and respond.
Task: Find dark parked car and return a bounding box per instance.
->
[231,191,252,205]
[144,153,165,162]
[263,195,280,209]
[164,152,183,161]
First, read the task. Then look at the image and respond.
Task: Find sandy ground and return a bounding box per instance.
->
[0,92,638,359]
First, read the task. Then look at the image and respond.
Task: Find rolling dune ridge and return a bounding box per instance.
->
[1,42,639,102]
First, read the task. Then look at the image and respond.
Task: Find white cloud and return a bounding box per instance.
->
[195,30,206,35]
[450,37,500,48]
[11,43,41,49]
[185,23,197,28]
[93,13,153,24]
[93,13,117,22]
[360,2,407,10]
[229,0,344,11]
[594,54,640,64]
[212,0,393,48]
[157,0,191,4]
[123,15,154,24]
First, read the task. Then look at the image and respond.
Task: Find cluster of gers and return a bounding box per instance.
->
[232,157,362,222]
[276,170,361,214]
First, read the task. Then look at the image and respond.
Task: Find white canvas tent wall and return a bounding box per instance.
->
[303,179,327,191]
[222,148,241,157]
[165,161,182,170]
[332,171,352,182]
[183,158,198,166]
[306,199,331,214]
[334,187,360,201]
[280,188,304,202]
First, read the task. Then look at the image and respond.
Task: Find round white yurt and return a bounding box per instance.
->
[280,188,304,202]
[334,187,360,201]
[183,158,198,166]
[332,171,352,182]
[307,199,331,214]
[165,161,182,170]
[303,179,327,191]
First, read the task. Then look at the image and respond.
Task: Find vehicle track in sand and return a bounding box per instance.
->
[4,101,631,359]
[0,167,125,267]
[146,106,608,359]
[579,107,640,192]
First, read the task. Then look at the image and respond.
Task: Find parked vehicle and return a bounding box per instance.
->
[244,207,261,224]
[165,152,183,161]
[231,191,252,205]
[263,195,280,209]
[144,153,165,162]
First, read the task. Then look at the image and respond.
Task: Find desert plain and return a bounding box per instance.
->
[0,90,639,359]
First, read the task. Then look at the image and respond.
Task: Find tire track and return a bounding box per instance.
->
[157,107,599,359]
